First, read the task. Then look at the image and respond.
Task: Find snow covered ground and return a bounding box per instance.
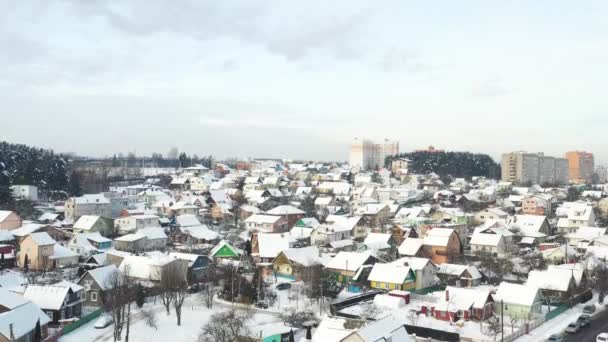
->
[59,295,285,342]
[516,298,605,342]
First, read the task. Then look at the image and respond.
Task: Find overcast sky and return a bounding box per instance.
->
[2,1,608,163]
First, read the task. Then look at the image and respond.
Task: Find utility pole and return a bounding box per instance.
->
[501,300,504,342]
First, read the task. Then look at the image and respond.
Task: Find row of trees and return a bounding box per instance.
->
[0,141,80,216]
[386,150,501,180]
[107,152,214,169]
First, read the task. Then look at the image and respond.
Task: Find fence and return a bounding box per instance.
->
[545,304,569,321]
[61,308,104,335]
[412,285,446,295]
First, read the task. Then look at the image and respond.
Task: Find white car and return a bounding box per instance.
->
[598,332,608,342]
[94,314,114,329]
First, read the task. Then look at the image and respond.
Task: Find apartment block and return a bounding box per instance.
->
[501,152,568,185]
[566,151,594,184]
[349,138,399,171]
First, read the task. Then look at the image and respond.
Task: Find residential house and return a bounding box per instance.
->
[359,233,396,253]
[432,287,494,322]
[73,215,114,236]
[493,282,544,320]
[324,251,376,284]
[113,227,167,253]
[391,225,418,246]
[209,240,241,264]
[470,230,508,258]
[522,194,553,216]
[506,215,551,244]
[114,215,160,235]
[22,281,84,326]
[272,246,322,282]
[245,214,289,233]
[367,262,416,291]
[473,208,508,225]
[18,232,56,271]
[251,233,294,263]
[78,265,119,308]
[168,253,211,284]
[118,254,188,284]
[556,203,596,234]
[397,238,424,258]
[526,268,578,304]
[64,194,112,222]
[0,211,22,230]
[266,205,305,228]
[355,203,392,228]
[177,225,220,246]
[437,264,482,288]
[390,257,437,290]
[421,228,462,264]
[0,288,51,341]
[68,233,113,257]
[566,227,606,249]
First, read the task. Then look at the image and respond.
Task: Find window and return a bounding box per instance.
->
[503,304,509,311]
[47,311,53,320]
[91,292,98,302]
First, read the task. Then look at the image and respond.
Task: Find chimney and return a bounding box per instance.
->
[445,289,450,301]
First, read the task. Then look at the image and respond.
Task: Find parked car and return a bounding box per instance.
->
[583,305,597,314]
[255,301,269,309]
[577,314,591,327]
[276,283,292,291]
[597,333,608,342]
[94,314,114,329]
[547,334,563,342]
[565,322,582,334]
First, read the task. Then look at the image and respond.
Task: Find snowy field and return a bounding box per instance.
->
[59,295,285,342]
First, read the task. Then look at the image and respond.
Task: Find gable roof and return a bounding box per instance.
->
[256,233,293,259]
[23,284,71,310]
[27,232,56,246]
[82,265,119,290]
[280,246,321,267]
[73,215,102,230]
[0,289,51,340]
[494,282,541,306]
[325,251,373,272]
[423,228,455,247]
[398,238,424,256]
[367,263,413,284]
[266,205,305,216]
[437,263,481,279]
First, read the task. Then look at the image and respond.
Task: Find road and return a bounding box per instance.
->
[564,309,608,342]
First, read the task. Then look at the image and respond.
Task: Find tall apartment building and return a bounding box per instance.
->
[596,166,607,183]
[349,138,399,171]
[565,151,594,184]
[501,152,568,185]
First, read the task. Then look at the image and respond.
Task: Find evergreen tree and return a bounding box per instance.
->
[34,319,41,342]
[136,284,146,308]
[68,171,83,197]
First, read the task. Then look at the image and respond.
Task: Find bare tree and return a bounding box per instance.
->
[201,265,218,309]
[359,302,381,321]
[198,309,253,342]
[509,315,519,333]
[104,268,133,342]
[173,264,189,326]
[159,265,175,316]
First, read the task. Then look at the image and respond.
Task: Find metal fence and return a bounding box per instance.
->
[545,304,569,321]
[61,308,104,335]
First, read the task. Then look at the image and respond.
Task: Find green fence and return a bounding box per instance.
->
[412,285,446,295]
[62,308,104,335]
[545,304,569,321]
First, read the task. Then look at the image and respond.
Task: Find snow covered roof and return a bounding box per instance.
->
[84,265,119,290]
[526,269,573,292]
[181,225,219,241]
[325,251,373,272]
[209,240,241,257]
[245,214,283,224]
[73,194,110,204]
[398,238,424,256]
[175,214,201,227]
[367,263,413,284]
[27,232,56,246]
[437,264,481,279]
[470,232,503,247]
[280,246,321,267]
[494,282,541,306]
[0,289,51,340]
[390,257,431,271]
[435,286,491,311]
[23,284,72,310]
[266,205,305,216]
[353,314,412,342]
[312,315,354,342]
[0,211,15,222]
[363,233,392,250]
[567,227,606,240]
[38,212,59,222]
[50,243,79,260]
[119,254,174,281]
[423,228,455,247]
[256,233,293,259]
[11,223,44,238]
[73,215,101,230]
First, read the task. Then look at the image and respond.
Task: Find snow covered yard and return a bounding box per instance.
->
[59,295,283,342]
